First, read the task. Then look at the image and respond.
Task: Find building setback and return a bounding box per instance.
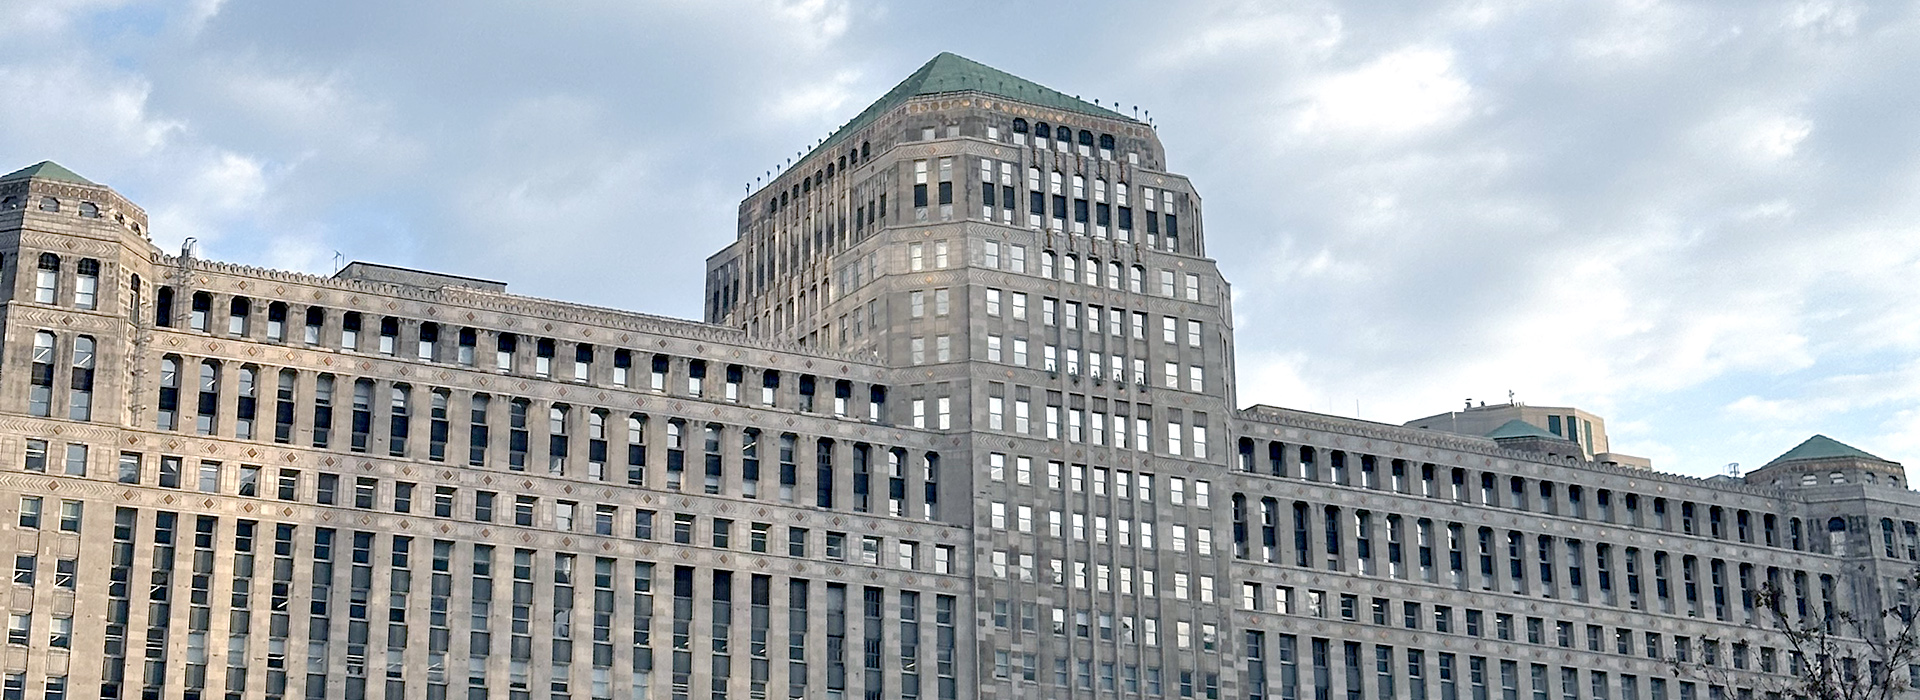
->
[0,52,1913,700]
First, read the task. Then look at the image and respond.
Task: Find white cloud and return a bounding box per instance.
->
[7,0,1920,476]
[1292,47,1472,138]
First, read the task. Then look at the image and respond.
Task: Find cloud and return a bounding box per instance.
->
[1292,47,1473,139]
[4,0,1919,477]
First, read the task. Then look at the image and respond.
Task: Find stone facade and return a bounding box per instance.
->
[0,52,1913,700]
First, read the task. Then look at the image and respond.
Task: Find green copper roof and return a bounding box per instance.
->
[1766,434,1888,465]
[801,52,1132,164]
[0,161,94,185]
[1485,419,1569,441]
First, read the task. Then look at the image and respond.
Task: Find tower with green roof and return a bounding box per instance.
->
[707,51,1236,697]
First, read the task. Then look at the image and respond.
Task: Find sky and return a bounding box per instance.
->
[4,0,1917,478]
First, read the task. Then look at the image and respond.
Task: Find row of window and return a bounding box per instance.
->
[981,391,1213,457]
[983,601,1213,695]
[1247,584,1803,672]
[1241,633,1767,700]
[81,395,943,516]
[1234,440,1852,554]
[82,507,962,700]
[0,194,108,219]
[1227,496,1846,625]
[22,331,93,421]
[150,292,889,414]
[19,253,102,309]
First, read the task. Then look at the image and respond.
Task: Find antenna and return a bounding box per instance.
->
[332,251,345,274]
[1725,463,1742,477]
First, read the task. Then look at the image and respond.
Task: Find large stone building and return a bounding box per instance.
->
[0,52,1914,700]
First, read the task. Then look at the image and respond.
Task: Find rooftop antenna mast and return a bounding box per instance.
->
[333,251,345,275]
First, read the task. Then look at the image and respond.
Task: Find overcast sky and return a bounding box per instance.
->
[6,0,1917,477]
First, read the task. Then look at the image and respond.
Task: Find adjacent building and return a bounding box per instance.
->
[0,52,1912,700]
[1405,401,1653,469]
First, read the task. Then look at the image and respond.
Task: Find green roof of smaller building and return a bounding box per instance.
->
[1766,434,1888,465]
[797,52,1134,167]
[0,161,94,185]
[1485,419,1568,441]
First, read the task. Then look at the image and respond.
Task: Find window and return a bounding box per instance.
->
[17,497,41,529]
[514,496,536,526]
[57,500,81,533]
[22,440,46,473]
[33,254,59,304]
[28,332,54,417]
[118,452,141,484]
[48,615,70,649]
[73,259,99,309]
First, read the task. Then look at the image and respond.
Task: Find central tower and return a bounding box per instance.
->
[708,52,1242,697]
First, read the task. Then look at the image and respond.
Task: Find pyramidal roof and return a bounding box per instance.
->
[802,52,1133,164]
[1485,419,1568,441]
[0,161,94,185]
[1766,434,1890,466]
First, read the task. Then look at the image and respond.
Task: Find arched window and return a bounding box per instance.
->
[458,328,479,366]
[34,253,59,304]
[379,317,400,356]
[761,370,779,406]
[28,331,56,416]
[1129,265,1145,293]
[1012,118,1028,133]
[235,365,257,439]
[390,384,413,458]
[73,259,99,309]
[703,423,724,494]
[68,335,94,421]
[1828,517,1849,556]
[816,437,836,508]
[196,360,221,435]
[860,141,869,160]
[339,311,361,350]
[229,297,250,336]
[351,379,375,452]
[665,419,686,490]
[37,196,59,212]
[0,197,17,210]
[157,355,181,430]
[430,389,453,463]
[313,374,336,448]
[495,332,516,372]
[418,322,439,362]
[1077,129,1094,156]
[275,369,298,443]
[1099,133,1116,154]
[189,292,213,332]
[266,301,288,341]
[1035,122,1051,141]
[301,306,324,344]
[128,273,142,324]
[78,202,100,218]
[626,414,648,485]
